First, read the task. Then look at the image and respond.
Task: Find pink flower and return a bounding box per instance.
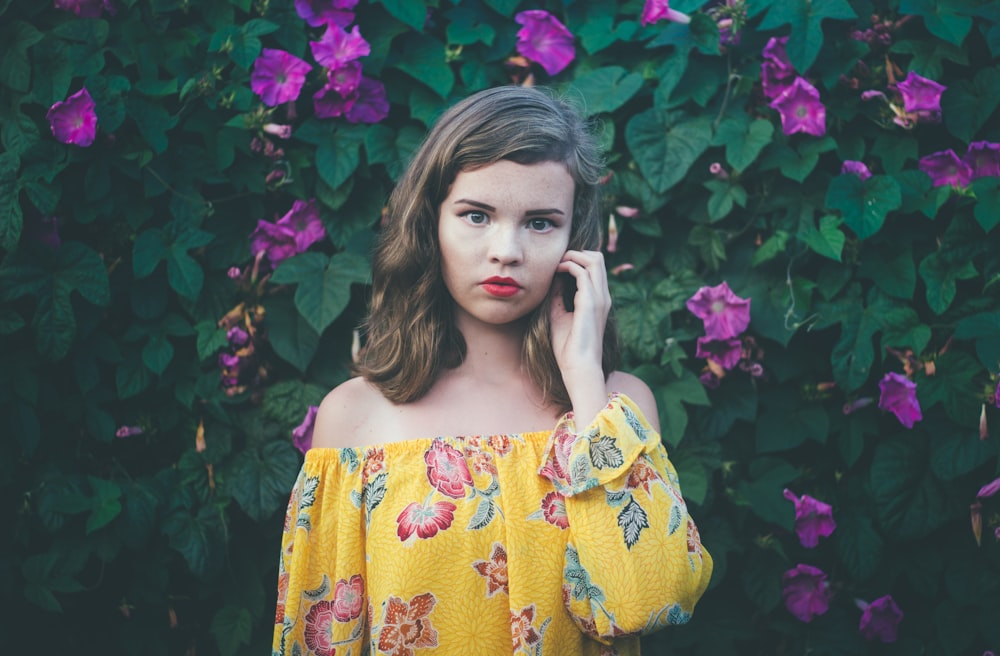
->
[311,24,370,70]
[878,372,922,428]
[292,406,318,454]
[783,489,836,548]
[227,326,249,346]
[396,500,457,540]
[313,82,357,119]
[696,337,743,370]
[540,492,569,529]
[615,206,640,218]
[294,0,356,27]
[640,0,691,25]
[250,49,312,107]
[303,601,338,653]
[963,141,1000,180]
[978,476,1000,499]
[345,77,389,124]
[325,61,363,95]
[218,352,241,369]
[262,123,292,139]
[761,37,795,100]
[46,88,98,147]
[686,281,751,340]
[841,160,872,180]
[896,71,946,114]
[607,215,619,253]
[919,149,972,188]
[54,0,114,17]
[332,574,364,622]
[770,77,826,137]
[425,441,473,498]
[251,199,326,267]
[514,10,576,76]
[858,595,903,642]
[115,425,144,439]
[709,162,729,180]
[782,564,831,622]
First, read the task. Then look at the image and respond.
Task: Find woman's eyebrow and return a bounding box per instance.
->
[452,199,566,216]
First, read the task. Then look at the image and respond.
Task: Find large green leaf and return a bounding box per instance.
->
[755,389,829,453]
[377,0,426,30]
[836,512,883,580]
[211,606,253,656]
[272,252,369,335]
[870,437,953,540]
[625,110,712,194]
[899,0,973,46]
[0,152,21,252]
[890,39,967,81]
[713,115,774,172]
[797,214,845,262]
[919,251,978,315]
[0,20,43,92]
[970,177,1000,233]
[757,0,857,71]
[857,241,915,299]
[941,66,1000,142]
[612,278,687,360]
[393,33,454,98]
[317,135,361,193]
[916,351,983,427]
[929,426,996,480]
[161,505,224,578]
[264,296,320,373]
[85,476,122,534]
[569,67,643,115]
[736,456,800,528]
[826,174,902,240]
[227,442,301,522]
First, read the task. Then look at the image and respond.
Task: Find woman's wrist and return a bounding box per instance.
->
[562,366,608,427]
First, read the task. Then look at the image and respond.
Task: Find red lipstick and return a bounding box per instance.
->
[481,276,521,298]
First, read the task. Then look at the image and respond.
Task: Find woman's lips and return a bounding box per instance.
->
[481,277,521,298]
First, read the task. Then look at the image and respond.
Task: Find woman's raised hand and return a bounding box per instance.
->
[549,250,612,423]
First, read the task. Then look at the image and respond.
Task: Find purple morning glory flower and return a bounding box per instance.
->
[325,61,362,96]
[878,372,922,428]
[896,71,946,113]
[313,82,358,119]
[761,36,795,100]
[978,476,1000,499]
[841,160,872,180]
[782,564,831,622]
[770,76,826,137]
[292,405,319,453]
[515,10,576,76]
[251,49,312,107]
[46,88,98,147]
[783,489,837,548]
[345,77,389,124]
[963,141,1000,180]
[686,281,752,341]
[227,325,249,347]
[250,199,326,267]
[918,149,973,188]
[310,23,370,69]
[858,595,903,643]
[696,337,743,370]
[640,0,691,25]
[294,0,356,27]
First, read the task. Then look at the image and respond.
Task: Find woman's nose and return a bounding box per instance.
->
[487,225,523,264]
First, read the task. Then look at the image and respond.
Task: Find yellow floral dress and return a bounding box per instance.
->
[273,394,712,656]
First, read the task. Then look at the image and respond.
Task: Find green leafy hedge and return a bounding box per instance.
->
[1,0,999,653]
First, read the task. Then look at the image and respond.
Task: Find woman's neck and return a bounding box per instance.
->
[449,311,528,384]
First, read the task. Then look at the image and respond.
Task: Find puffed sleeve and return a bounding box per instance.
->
[273,450,368,656]
[538,393,713,643]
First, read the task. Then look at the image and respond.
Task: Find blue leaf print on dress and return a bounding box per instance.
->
[617,496,649,550]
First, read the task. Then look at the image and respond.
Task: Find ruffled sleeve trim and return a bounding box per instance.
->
[537,393,658,496]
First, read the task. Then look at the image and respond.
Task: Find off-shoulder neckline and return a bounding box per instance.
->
[304,428,555,460]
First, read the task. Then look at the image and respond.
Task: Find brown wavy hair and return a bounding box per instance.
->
[357,85,619,410]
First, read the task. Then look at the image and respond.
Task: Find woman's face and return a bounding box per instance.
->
[437,159,575,329]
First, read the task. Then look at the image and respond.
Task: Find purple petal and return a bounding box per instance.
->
[251,49,312,107]
[46,87,98,147]
[345,77,389,124]
[515,10,576,76]
[896,71,946,113]
[963,141,1000,180]
[695,336,743,370]
[918,149,972,188]
[277,199,327,252]
[292,405,319,453]
[782,564,830,622]
[310,24,370,69]
[770,76,826,137]
[859,595,903,643]
[878,372,922,428]
[841,160,872,180]
[686,281,751,340]
[294,0,356,27]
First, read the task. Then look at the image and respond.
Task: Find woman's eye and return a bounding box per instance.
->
[528,218,553,231]
[465,211,488,224]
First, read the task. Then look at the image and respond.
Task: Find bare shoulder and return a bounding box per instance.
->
[607,370,660,432]
[311,377,390,449]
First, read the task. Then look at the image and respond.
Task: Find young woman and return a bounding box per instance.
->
[273,86,712,656]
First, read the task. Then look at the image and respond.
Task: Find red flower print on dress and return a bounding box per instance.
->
[540,491,569,529]
[466,446,498,475]
[362,448,385,485]
[687,519,703,557]
[303,600,339,656]
[377,593,439,656]
[510,604,542,650]
[396,500,457,540]
[472,543,509,597]
[625,458,662,496]
[538,420,576,487]
[332,574,365,621]
[488,434,513,456]
[424,440,473,498]
[275,571,289,624]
